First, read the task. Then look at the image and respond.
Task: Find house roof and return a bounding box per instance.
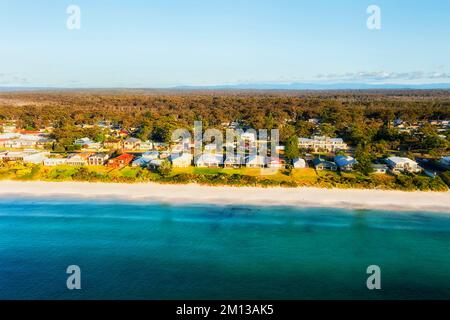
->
[334,155,357,167]
[112,153,134,161]
[313,158,336,167]
[195,153,223,164]
[386,157,417,165]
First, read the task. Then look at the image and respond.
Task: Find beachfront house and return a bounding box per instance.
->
[334,155,357,172]
[141,151,160,160]
[195,153,223,168]
[108,154,134,169]
[104,139,122,150]
[312,158,337,171]
[298,136,348,152]
[44,158,68,166]
[267,156,284,169]
[0,150,48,164]
[132,157,151,168]
[170,153,193,168]
[224,154,244,168]
[246,155,267,168]
[385,157,422,174]
[123,138,141,150]
[148,159,164,169]
[138,141,153,151]
[371,164,388,174]
[66,153,93,166]
[88,153,110,166]
[293,158,306,168]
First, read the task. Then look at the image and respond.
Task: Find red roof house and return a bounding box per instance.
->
[107,153,134,169]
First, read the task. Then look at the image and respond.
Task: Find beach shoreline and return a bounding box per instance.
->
[1,180,450,213]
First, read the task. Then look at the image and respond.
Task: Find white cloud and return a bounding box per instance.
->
[315,71,450,83]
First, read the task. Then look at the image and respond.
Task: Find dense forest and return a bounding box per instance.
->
[1,89,449,155]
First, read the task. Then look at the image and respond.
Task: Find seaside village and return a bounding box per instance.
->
[0,119,449,178]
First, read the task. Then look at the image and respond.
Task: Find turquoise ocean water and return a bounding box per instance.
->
[0,196,449,300]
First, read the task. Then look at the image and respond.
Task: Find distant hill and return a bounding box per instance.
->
[173,82,450,90]
[1,83,450,92]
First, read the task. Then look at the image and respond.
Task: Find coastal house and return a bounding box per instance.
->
[73,138,101,149]
[108,153,134,169]
[312,158,337,171]
[385,157,421,174]
[142,151,160,160]
[195,153,223,168]
[104,140,122,150]
[88,153,110,166]
[298,136,348,152]
[123,138,141,150]
[44,158,68,166]
[132,157,151,168]
[293,158,306,168]
[334,155,357,172]
[66,153,93,166]
[170,153,193,168]
[371,164,388,174]
[267,156,284,169]
[246,155,267,168]
[22,152,49,164]
[138,141,153,151]
[148,159,163,170]
[0,150,48,164]
[224,154,244,168]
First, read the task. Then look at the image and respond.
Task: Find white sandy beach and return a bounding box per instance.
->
[1,180,449,213]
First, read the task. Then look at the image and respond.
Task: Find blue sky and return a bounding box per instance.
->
[0,0,449,87]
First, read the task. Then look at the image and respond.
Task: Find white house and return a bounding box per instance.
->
[299,136,348,152]
[142,151,160,160]
[170,153,193,168]
[293,158,306,168]
[44,158,68,166]
[66,153,92,166]
[0,150,48,164]
[88,153,110,166]
[385,157,421,173]
[22,152,49,164]
[224,154,244,168]
[195,153,223,167]
[137,141,153,151]
[246,155,267,168]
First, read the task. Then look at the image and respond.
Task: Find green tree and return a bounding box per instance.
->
[284,136,300,161]
[157,160,172,177]
[354,144,374,175]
